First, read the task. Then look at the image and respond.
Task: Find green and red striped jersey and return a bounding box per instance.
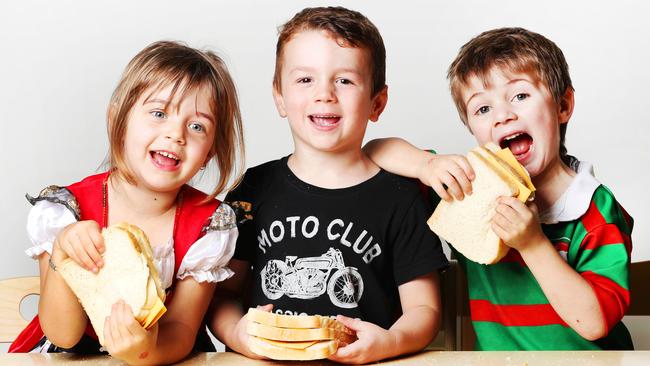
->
[456,184,633,350]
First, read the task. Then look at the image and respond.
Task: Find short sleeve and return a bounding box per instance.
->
[573,187,633,332]
[25,187,78,258]
[176,203,238,283]
[392,190,449,285]
[225,181,256,263]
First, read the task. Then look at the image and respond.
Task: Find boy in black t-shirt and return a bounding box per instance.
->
[208,7,448,364]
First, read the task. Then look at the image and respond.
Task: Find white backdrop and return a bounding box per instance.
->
[1,0,648,348]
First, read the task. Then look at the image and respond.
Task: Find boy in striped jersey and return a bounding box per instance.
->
[365,27,633,349]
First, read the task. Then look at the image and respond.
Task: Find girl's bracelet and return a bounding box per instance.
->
[48,257,58,272]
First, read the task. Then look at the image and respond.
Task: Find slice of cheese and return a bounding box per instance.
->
[258,338,319,350]
[142,297,166,329]
[494,148,535,197]
[479,145,535,202]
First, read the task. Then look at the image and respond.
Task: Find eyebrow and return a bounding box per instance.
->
[465,78,532,106]
[144,98,215,125]
[144,98,171,105]
[288,66,363,76]
[196,112,215,125]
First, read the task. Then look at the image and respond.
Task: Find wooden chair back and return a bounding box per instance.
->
[427,259,475,351]
[628,261,650,316]
[0,276,40,343]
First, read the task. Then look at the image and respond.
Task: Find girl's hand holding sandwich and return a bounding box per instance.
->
[53,220,105,273]
[104,300,157,365]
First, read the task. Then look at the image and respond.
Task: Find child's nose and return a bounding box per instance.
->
[165,122,186,145]
[493,105,516,126]
[314,83,336,103]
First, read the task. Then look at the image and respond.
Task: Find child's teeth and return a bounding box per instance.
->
[505,133,522,141]
[157,151,178,160]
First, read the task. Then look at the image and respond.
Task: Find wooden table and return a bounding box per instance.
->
[1,351,649,365]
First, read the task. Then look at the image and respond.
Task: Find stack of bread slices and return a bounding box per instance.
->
[428,143,536,265]
[57,223,167,345]
[247,308,357,360]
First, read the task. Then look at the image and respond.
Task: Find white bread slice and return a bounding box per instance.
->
[247,322,352,342]
[58,223,166,345]
[428,149,518,264]
[249,336,339,360]
[116,223,165,302]
[247,308,354,335]
[247,308,323,328]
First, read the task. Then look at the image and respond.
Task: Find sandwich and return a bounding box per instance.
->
[57,222,167,345]
[246,308,356,360]
[427,143,536,264]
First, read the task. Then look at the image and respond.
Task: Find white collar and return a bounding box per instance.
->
[538,161,601,224]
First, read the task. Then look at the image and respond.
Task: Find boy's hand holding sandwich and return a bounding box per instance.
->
[493,196,545,252]
[328,315,395,364]
[365,137,475,202]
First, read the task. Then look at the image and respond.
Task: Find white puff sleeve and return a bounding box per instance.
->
[25,186,79,258]
[176,203,238,283]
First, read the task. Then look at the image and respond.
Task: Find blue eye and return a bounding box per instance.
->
[189,122,204,133]
[151,110,166,119]
[513,93,529,102]
[477,106,490,115]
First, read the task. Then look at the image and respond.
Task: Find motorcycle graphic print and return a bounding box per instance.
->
[260,248,364,308]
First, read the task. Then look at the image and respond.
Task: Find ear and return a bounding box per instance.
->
[558,87,574,125]
[369,85,388,122]
[272,87,288,118]
[203,155,213,168]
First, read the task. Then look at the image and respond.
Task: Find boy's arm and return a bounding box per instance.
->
[493,197,626,340]
[364,138,474,201]
[390,272,441,353]
[364,138,434,180]
[330,272,440,364]
[519,239,607,340]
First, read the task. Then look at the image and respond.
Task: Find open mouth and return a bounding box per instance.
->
[499,132,533,158]
[309,114,341,128]
[150,150,180,168]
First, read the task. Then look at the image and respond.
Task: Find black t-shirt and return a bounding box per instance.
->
[226,156,448,330]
